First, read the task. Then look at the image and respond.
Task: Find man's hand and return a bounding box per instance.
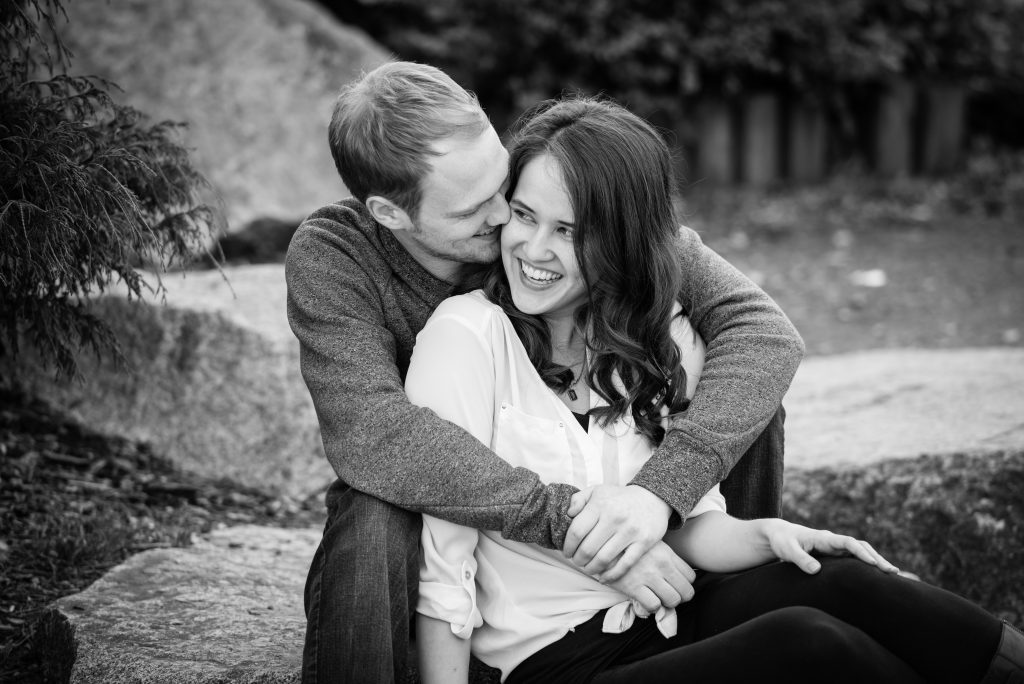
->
[564,484,672,580]
[605,541,696,613]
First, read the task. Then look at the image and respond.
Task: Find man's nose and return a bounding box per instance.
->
[485,193,511,226]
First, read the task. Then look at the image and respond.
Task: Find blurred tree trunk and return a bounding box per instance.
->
[920,82,966,175]
[742,93,781,186]
[873,79,915,177]
[695,97,735,184]
[788,100,827,183]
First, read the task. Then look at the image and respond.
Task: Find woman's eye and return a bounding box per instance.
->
[557,226,574,239]
[512,208,534,223]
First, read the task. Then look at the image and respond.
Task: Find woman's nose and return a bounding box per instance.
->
[523,228,551,261]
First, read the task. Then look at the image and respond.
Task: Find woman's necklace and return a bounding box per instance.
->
[567,375,581,402]
[565,360,585,402]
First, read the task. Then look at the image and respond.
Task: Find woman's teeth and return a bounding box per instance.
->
[521,260,561,282]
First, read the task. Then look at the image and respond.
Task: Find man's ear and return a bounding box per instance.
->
[366,195,414,232]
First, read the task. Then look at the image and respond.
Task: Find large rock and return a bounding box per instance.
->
[58,0,389,228]
[43,525,319,684]
[5,265,334,500]
[785,348,1024,469]
[41,524,504,684]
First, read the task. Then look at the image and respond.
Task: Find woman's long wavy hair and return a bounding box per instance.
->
[483,96,690,445]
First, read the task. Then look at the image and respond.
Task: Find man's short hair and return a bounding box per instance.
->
[328,61,489,219]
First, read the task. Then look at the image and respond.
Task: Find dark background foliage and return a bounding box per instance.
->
[322,0,1024,150]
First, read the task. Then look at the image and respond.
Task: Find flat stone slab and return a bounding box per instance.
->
[786,348,1024,469]
[51,525,320,684]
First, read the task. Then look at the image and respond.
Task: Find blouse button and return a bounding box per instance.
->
[464,569,472,580]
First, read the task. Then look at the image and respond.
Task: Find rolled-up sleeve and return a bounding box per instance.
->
[418,515,483,638]
[406,298,500,637]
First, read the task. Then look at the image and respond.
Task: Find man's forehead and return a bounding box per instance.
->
[424,128,508,206]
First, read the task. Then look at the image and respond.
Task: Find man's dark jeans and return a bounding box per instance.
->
[301,407,785,683]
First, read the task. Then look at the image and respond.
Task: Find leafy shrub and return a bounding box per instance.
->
[0,0,218,378]
[785,451,1024,624]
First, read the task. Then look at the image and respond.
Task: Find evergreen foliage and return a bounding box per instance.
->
[0,0,217,378]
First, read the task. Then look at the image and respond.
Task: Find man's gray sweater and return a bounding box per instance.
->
[285,199,804,550]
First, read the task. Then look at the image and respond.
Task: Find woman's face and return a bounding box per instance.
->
[501,153,587,323]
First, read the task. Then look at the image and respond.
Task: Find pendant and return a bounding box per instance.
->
[568,388,577,401]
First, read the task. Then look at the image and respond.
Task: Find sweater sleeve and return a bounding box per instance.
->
[628,226,805,521]
[285,218,575,548]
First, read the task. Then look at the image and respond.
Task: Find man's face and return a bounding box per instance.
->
[403,125,511,280]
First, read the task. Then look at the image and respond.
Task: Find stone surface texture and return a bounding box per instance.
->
[58,0,388,229]
[53,525,319,683]
[6,266,334,500]
[785,348,1024,468]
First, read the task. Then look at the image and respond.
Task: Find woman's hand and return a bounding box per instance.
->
[761,519,900,575]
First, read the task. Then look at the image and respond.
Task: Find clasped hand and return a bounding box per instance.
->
[564,483,673,580]
[564,484,695,613]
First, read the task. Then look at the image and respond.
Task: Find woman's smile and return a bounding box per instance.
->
[519,259,563,284]
[501,153,587,321]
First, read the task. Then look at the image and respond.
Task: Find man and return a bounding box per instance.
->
[286,61,803,683]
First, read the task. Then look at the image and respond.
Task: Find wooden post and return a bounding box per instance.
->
[742,93,781,186]
[874,79,915,177]
[920,82,965,175]
[695,97,734,184]
[788,101,827,183]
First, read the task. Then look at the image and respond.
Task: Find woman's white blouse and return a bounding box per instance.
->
[405,290,726,680]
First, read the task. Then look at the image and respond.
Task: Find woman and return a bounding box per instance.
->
[405,97,1023,683]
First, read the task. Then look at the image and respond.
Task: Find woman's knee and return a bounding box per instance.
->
[760,607,867,661]
[806,556,902,602]
[761,607,919,681]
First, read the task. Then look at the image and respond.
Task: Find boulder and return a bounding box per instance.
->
[58,0,389,229]
[784,348,1024,469]
[5,265,334,500]
[42,525,318,684]
[42,524,502,684]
